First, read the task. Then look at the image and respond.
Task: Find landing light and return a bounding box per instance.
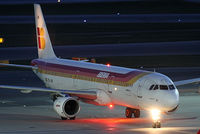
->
[0,38,4,43]
[151,109,162,128]
[151,109,161,121]
[106,64,110,67]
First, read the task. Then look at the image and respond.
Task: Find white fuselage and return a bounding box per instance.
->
[32,58,179,113]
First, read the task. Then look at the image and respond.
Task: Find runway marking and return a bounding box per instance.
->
[0,100,15,104]
[131,127,200,134]
[164,117,198,121]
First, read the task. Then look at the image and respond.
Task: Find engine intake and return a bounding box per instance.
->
[53,97,80,118]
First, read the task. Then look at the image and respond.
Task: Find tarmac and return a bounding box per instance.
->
[0,68,200,134]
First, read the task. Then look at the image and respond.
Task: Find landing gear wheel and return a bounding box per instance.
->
[69,116,76,120]
[125,107,133,118]
[61,117,67,120]
[152,121,161,128]
[133,109,140,118]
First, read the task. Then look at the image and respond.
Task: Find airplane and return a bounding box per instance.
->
[0,4,200,128]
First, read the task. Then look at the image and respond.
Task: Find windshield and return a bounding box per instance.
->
[169,85,175,90]
[149,84,175,90]
[160,85,168,90]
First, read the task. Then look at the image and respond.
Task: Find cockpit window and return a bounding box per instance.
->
[169,85,175,90]
[149,85,155,90]
[150,84,175,91]
[153,85,159,90]
[160,85,168,90]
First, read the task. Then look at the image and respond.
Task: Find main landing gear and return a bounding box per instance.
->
[125,107,140,118]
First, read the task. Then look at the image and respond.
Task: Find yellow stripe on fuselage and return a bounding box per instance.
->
[38,68,150,87]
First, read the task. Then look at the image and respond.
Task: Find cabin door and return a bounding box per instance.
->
[137,79,143,99]
[73,70,80,89]
[107,75,115,94]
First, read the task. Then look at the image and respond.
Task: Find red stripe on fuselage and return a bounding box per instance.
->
[37,27,41,49]
[31,59,148,82]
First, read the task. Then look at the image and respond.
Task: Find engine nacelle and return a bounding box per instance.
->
[53,97,80,118]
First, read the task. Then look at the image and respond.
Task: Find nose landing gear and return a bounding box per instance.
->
[151,109,161,128]
[152,120,161,128]
[125,108,162,128]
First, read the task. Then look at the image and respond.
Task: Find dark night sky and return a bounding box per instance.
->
[0,0,200,47]
[0,0,137,4]
[0,0,199,4]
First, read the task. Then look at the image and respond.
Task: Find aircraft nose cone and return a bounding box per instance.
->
[166,91,179,111]
[168,97,178,109]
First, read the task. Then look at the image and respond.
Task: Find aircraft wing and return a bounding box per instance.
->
[0,63,37,70]
[0,85,97,100]
[174,78,200,86]
[0,63,96,99]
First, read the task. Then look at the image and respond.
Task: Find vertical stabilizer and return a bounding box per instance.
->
[34,4,56,59]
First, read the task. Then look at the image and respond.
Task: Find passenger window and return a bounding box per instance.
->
[169,85,175,90]
[153,85,158,90]
[149,85,155,90]
[160,85,168,90]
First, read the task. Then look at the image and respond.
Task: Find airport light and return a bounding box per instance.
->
[0,38,4,43]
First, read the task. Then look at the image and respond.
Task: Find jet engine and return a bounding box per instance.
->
[53,97,80,119]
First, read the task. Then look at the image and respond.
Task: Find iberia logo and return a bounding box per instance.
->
[37,27,45,49]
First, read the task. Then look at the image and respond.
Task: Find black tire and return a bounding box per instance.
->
[152,123,156,128]
[125,107,132,118]
[69,116,76,120]
[156,122,161,128]
[152,121,161,128]
[61,117,67,120]
[133,109,140,118]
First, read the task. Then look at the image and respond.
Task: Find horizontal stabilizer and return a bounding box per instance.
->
[0,63,37,70]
